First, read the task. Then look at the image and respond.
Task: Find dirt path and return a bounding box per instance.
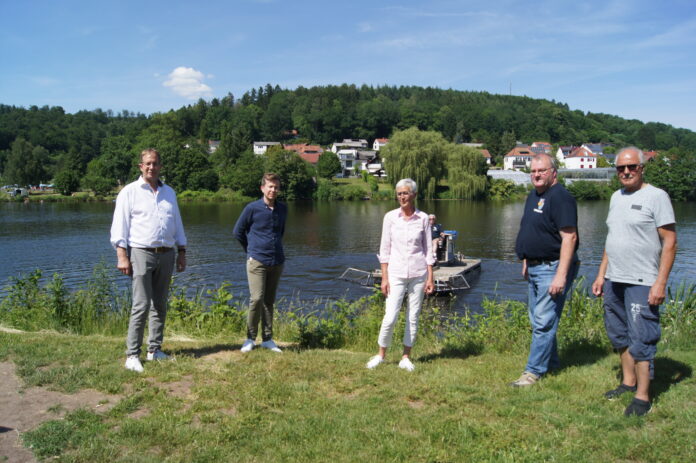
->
[0,362,120,463]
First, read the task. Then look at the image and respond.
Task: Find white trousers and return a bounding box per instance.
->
[378,273,427,348]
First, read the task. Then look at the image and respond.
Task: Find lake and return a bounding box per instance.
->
[1,199,695,312]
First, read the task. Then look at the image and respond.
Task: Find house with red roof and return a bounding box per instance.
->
[503,145,534,170]
[643,150,659,162]
[283,143,324,165]
[565,146,596,169]
[373,138,389,151]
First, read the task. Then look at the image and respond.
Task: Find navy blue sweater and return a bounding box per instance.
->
[233,199,287,266]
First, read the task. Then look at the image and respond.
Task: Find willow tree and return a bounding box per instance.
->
[380,127,447,199]
[446,144,489,199]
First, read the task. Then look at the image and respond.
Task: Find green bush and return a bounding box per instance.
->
[567,180,613,200]
[662,282,696,349]
[1,263,694,355]
[488,178,526,200]
[314,178,340,200]
[336,184,367,200]
[315,181,369,201]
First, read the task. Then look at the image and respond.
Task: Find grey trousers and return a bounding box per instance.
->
[246,257,284,342]
[126,248,175,356]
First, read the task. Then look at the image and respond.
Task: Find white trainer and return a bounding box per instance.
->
[260,340,282,353]
[366,355,384,369]
[241,339,255,353]
[398,357,415,372]
[146,350,169,361]
[125,355,144,373]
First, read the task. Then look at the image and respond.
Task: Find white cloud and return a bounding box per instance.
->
[163,67,213,99]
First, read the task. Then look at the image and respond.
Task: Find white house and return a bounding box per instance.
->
[565,146,596,169]
[336,148,358,177]
[373,138,389,151]
[581,143,605,156]
[253,141,281,155]
[556,146,576,164]
[331,139,368,153]
[503,146,534,170]
[531,141,552,154]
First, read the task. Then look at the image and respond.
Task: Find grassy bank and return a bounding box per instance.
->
[1,191,114,203]
[1,269,695,461]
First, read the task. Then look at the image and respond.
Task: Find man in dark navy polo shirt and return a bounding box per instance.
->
[233,173,287,353]
[512,154,579,387]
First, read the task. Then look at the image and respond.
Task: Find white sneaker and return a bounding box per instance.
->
[399,357,415,372]
[241,339,255,353]
[146,349,169,361]
[125,355,144,373]
[366,355,384,369]
[260,340,282,353]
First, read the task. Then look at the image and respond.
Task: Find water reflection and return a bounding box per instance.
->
[1,199,694,313]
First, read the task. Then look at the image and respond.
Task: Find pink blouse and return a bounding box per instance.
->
[378,208,435,278]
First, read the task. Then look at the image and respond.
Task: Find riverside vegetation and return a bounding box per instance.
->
[1,265,695,461]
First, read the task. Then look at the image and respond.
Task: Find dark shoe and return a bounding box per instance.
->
[624,398,652,417]
[604,383,637,400]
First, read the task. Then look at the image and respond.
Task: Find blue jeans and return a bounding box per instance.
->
[525,259,579,376]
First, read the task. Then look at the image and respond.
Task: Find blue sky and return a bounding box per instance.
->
[2,0,696,130]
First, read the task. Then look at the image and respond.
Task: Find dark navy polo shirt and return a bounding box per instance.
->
[431,223,443,240]
[233,198,287,266]
[515,183,579,261]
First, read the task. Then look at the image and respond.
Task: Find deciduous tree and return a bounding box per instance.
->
[316,150,341,179]
[380,128,447,199]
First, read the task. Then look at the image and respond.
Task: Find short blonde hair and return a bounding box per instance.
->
[140,148,160,164]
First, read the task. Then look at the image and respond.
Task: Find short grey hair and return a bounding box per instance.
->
[395,178,417,194]
[531,153,558,171]
[617,146,646,164]
[428,214,436,219]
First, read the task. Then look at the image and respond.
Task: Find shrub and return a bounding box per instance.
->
[488,179,526,200]
[336,184,367,200]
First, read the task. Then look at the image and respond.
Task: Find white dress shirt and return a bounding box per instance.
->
[110,177,187,249]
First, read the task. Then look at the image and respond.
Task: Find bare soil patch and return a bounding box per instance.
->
[0,361,121,463]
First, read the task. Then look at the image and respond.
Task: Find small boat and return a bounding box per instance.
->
[340,231,481,295]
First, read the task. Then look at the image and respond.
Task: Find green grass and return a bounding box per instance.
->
[2,330,695,462]
[2,271,696,461]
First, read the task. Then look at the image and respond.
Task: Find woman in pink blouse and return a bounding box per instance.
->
[366,178,435,372]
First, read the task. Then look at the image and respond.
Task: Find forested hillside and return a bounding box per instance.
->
[2,84,695,196]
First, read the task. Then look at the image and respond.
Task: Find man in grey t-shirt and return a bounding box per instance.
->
[592,146,677,417]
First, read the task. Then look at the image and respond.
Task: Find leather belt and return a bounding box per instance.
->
[143,247,173,253]
[526,258,556,266]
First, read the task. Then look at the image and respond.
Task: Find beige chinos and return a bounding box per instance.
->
[246,257,284,342]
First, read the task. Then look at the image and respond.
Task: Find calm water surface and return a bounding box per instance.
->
[1,199,694,312]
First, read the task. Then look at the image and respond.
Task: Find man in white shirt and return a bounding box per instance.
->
[110,148,187,372]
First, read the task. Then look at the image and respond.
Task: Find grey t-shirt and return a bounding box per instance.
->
[605,184,675,286]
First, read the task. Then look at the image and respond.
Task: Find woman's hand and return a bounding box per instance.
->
[425,278,435,295]
[381,279,390,296]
